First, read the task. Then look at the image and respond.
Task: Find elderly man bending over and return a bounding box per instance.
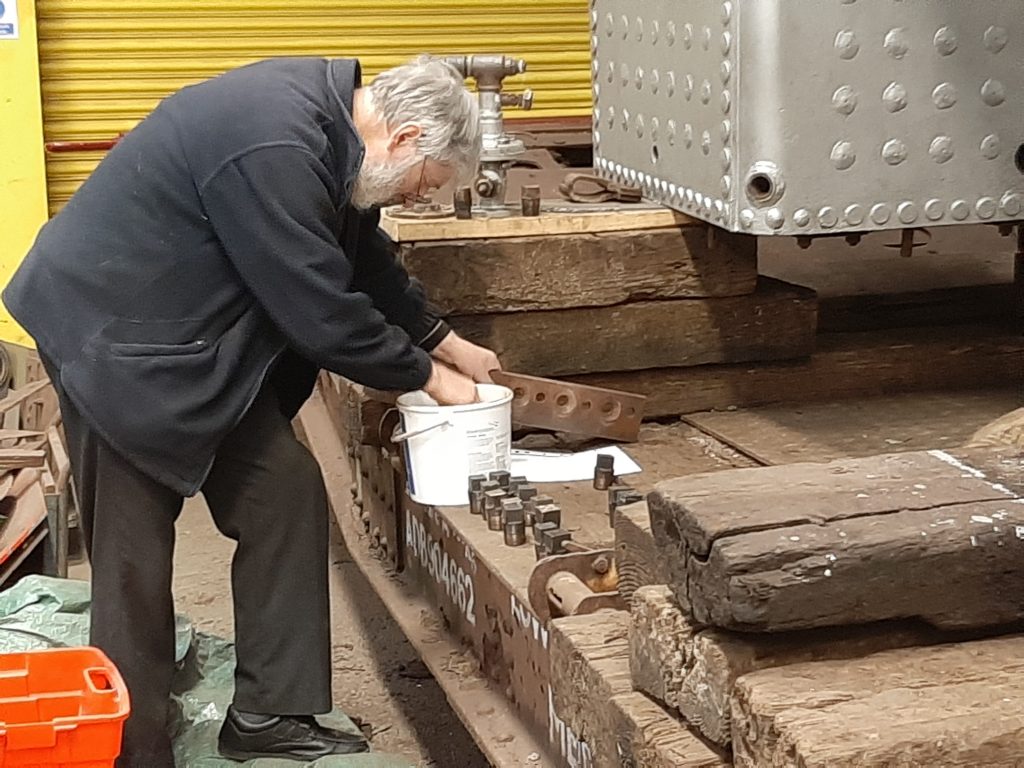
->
[3,54,499,765]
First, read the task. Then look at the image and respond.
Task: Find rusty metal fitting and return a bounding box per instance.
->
[454,187,473,219]
[487,510,504,532]
[517,485,538,503]
[594,453,615,491]
[501,497,524,526]
[534,525,572,559]
[504,520,527,547]
[468,474,487,515]
[521,185,541,217]
[592,555,611,575]
[535,503,562,529]
[607,484,644,526]
[533,521,557,559]
[483,488,507,518]
[526,493,552,526]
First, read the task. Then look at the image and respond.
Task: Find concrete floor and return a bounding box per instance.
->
[72,495,490,767]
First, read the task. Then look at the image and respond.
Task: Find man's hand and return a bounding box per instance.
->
[431,331,502,383]
[424,360,479,405]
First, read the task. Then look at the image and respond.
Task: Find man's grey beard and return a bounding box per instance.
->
[350,155,420,211]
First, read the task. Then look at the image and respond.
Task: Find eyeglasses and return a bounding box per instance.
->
[401,159,431,207]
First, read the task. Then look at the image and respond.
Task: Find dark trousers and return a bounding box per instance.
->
[50,375,332,768]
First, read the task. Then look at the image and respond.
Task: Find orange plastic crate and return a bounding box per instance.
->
[0,648,130,768]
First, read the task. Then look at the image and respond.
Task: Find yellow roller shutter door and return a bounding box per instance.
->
[37,0,591,213]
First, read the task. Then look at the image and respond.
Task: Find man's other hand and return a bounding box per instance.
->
[424,361,479,405]
[431,331,502,383]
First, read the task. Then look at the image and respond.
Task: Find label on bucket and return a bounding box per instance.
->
[466,420,510,474]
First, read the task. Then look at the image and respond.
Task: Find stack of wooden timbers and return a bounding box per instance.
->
[379,206,1022,417]
[384,206,816,394]
[549,429,1024,767]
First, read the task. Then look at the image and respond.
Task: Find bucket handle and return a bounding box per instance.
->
[391,419,452,444]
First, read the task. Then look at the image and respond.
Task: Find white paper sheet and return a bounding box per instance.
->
[510,446,642,484]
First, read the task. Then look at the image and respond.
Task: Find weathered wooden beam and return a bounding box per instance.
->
[607,692,729,768]
[648,446,1024,632]
[401,227,758,315]
[732,634,1024,767]
[549,609,633,768]
[629,586,694,711]
[450,278,817,378]
[574,323,1024,417]
[615,502,671,604]
[629,583,994,748]
[0,449,47,471]
[381,205,692,242]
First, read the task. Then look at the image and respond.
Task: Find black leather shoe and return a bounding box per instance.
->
[218,706,369,761]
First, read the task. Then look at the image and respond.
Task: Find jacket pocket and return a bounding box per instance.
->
[109,339,211,358]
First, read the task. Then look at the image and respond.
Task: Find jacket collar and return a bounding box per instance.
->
[325,58,366,200]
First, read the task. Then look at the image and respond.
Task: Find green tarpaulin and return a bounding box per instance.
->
[0,576,414,768]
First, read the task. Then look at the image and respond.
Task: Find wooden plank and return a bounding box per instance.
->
[0,380,50,415]
[628,584,994,748]
[681,389,1023,465]
[0,449,47,471]
[46,426,71,491]
[17,353,57,433]
[606,693,729,768]
[651,449,1010,559]
[381,205,692,242]
[614,502,671,604]
[9,468,42,499]
[0,479,47,564]
[732,634,1024,768]
[649,447,1024,631]
[450,278,817,378]
[629,586,694,711]
[400,227,758,315]
[549,610,633,768]
[0,430,45,443]
[574,324,1024,417]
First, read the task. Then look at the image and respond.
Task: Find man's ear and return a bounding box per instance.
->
[388,123,422,152]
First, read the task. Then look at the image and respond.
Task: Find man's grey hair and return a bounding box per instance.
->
[367,55,481,179]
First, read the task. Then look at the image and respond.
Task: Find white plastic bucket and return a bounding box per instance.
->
[393,383,513,507]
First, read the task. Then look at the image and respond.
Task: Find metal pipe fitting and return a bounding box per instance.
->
[593,454,615,491]
[521,185,541,217]
[504,521,527,547]
[441,53,531,214]
[535,503,562,529]
[454,187,473,219]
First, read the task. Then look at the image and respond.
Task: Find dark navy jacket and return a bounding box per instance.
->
[3,58,448,495]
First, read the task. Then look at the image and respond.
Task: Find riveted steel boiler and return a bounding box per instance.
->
[590,1,1023,236]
